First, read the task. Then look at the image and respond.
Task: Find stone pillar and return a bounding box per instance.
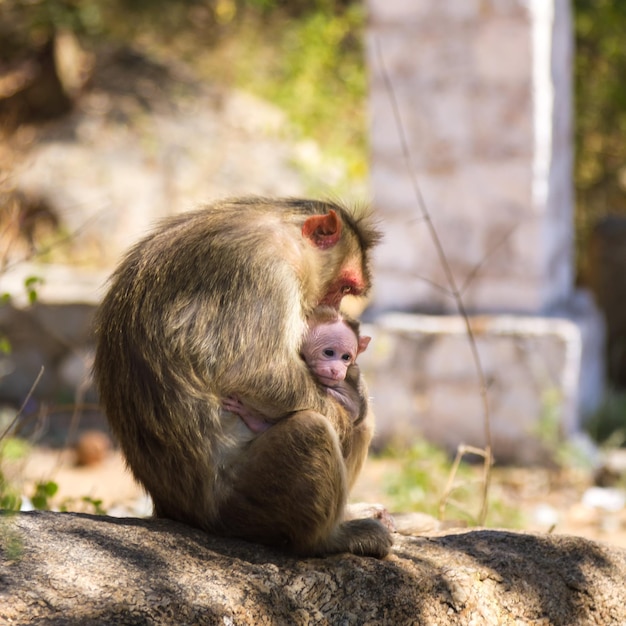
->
[367,0,574,315]
[365,0,605,460]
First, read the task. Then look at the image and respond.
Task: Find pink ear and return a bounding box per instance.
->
[357,335,371,355]
[302,210,342,249]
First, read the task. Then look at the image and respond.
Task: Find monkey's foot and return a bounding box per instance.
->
[329,518,393,559]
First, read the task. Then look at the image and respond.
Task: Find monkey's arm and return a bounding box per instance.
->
[215,325,350,427]
[326,385,362,422]
[326,364,369,425]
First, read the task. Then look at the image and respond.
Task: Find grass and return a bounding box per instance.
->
[379,441,524,529]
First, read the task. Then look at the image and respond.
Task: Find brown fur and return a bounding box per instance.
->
[93,196,390,558]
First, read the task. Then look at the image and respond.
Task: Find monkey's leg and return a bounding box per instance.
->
[217,411,392,558]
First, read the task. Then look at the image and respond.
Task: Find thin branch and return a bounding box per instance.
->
[2,205,108,274]
[375,39,493,524]
[406,272,454,298]
[402,223,522,301]
[459,222,521,296]
[0,366,45,442]
[55,366,93,473]
[438,444,490,522]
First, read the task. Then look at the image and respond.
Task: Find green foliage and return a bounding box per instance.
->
[189,4,368,184]
[30,1,105,37]
[0,474,22,511]
[585,388,626,446]
[0,438,29,511]
[0,437,31,462]
[532,388,595,469]
[382,441,522,528]
[382,440,472,519]
[2,1,367,189]
[0,278,41,357]
[0,293,11,356]
[7,1,367,190]
[0,336,11,356]
[59,495,106,516]
[250,5,367,178]
[533,388,567,461]
[241,0,355,15]
[24,276,43,305]
[0,431,108,515]
[30,480,59,510]
[574,0,626,278]
[0,0,104,56]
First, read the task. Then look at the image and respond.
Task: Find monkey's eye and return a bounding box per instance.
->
[341,353,352,362]
[323,349,335,358]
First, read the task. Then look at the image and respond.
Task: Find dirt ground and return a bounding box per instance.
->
[10,443,626,550]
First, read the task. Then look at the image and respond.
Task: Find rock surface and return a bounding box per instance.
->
[2,510,626,625]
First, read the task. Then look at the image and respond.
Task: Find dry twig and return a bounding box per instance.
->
[375,39,494,524]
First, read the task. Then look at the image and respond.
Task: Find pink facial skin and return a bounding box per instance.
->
[302,320,364,388]
[319,267,366,308]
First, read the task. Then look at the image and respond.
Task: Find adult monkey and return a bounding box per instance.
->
[94,197,392,558]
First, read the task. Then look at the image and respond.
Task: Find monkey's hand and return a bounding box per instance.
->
[222,396,272,434]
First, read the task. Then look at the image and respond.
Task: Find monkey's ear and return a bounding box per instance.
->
[302,210,342,249]
[357,335,371,355]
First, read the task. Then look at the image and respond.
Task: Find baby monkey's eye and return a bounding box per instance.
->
[323,349,335,357]
[341,353,352,362]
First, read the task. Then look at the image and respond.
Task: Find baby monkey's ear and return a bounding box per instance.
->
[357,335,371,355]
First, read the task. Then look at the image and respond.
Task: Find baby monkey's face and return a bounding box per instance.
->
[302,320,358,387]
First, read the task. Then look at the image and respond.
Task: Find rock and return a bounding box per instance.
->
[74,430,111,466]
[2,511,626,625]
[0,300,99,407]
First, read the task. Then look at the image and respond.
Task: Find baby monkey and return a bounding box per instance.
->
[223,306,370,433]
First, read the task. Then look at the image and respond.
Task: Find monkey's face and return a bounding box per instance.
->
[318,259,368,309]
[303,321,358,387]
[301,209,372,310]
